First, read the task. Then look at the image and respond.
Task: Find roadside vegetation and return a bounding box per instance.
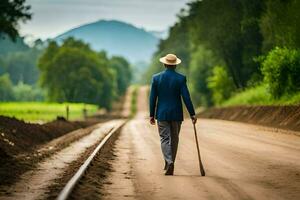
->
[144,0,300,108]
[0,1,132,121]
[130,86,138,118]
[0,102,98,122]
[222,84,300,107]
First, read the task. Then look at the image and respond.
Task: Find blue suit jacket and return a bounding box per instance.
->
[149,68,195,121]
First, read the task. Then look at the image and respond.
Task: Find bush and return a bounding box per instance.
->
[222,84,271,106]
[222,84,300,106]
[13,82,45,101]
[207,66,235,105]
[261,47,300,98]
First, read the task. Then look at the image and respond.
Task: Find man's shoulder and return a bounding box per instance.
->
[152,70,186,81]
[174,71,186,81]
[152,71,164,80]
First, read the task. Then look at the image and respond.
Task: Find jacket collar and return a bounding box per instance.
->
[165,68,176,72]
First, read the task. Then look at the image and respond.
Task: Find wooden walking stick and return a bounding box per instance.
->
[193,123,206,176]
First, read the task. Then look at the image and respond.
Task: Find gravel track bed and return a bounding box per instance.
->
[67,129,122,200]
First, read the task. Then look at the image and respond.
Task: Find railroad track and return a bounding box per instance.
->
[57,120,127,200]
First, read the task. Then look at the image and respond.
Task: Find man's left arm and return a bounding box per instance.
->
[149,76,157,124]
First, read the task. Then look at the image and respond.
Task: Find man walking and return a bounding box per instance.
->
[149,53,197,176]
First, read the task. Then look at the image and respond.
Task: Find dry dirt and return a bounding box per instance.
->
[0,88,132,199]
[199,105,300,133]
[0,116,103,187]
[0,120,125,200]
[99,86,300,200]
[1,86,300,200]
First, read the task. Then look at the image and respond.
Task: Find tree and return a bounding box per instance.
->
[0,56,6,75]
[207,66,235,105]
[0,73,14,101]
[110,56,132,96]
[260,0,300,51]
[13,82,45,101]
[145,0,265,104]
[5,48,40,85]
[145,0,300,107]
[261,47,300,98]
[157,9,192,71]
[189,0,265,88]
[38,38,120,110]
[0,0,32,41]
[189,46,221,107]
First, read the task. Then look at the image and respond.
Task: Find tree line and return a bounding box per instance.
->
[0,37,132,110]
[0,0,132,110]
[145,0,300,107]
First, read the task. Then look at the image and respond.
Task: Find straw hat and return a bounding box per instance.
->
[159,54,181,65]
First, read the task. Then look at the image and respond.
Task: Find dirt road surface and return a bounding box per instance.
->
[102,86,300,200]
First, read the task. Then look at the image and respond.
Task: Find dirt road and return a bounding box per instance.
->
[102,86,300,200]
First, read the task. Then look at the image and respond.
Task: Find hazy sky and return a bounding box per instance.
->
[20,0,190,40]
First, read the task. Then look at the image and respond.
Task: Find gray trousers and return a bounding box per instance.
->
[157,121,182,164]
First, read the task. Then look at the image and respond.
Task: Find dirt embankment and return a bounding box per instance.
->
[198,105,300,132]
[0,115,102,186]
[0,116,96,158]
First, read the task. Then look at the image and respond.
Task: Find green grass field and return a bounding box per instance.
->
[0,102,98,122]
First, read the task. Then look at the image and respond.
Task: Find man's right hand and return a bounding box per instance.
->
[191,115,197,124]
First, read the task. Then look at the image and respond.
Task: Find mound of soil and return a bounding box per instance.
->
[0,116,86,158]
[0,115,104,186]
[198,105,300,132]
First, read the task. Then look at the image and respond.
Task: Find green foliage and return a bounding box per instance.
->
[0,102,98,122]
[0,57,6,75]
[189,46,220,107]
[261,47,300,98]
[188,0,264,88]
[222,84,271,106]
[0,35,43,86]
[131,61,148,84]
[207,66,235,105]
[0,73,14,101]
[5,48,41,85]
[260,0,300,51]
[143,54,163,83]
[145,0,267,107]
[157,10,191,71]
[38,38,131,110]
[13,82,45,101]
[144,9,192,82]
[0,36,44,101]
[143,0,300,107]
[110,56,132,96]
[0,0,32,41]
[148,0,265,89]
[222,84,300,106]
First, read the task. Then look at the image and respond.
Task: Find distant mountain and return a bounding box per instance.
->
[55,20,159,63]
[0,35,30,55]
